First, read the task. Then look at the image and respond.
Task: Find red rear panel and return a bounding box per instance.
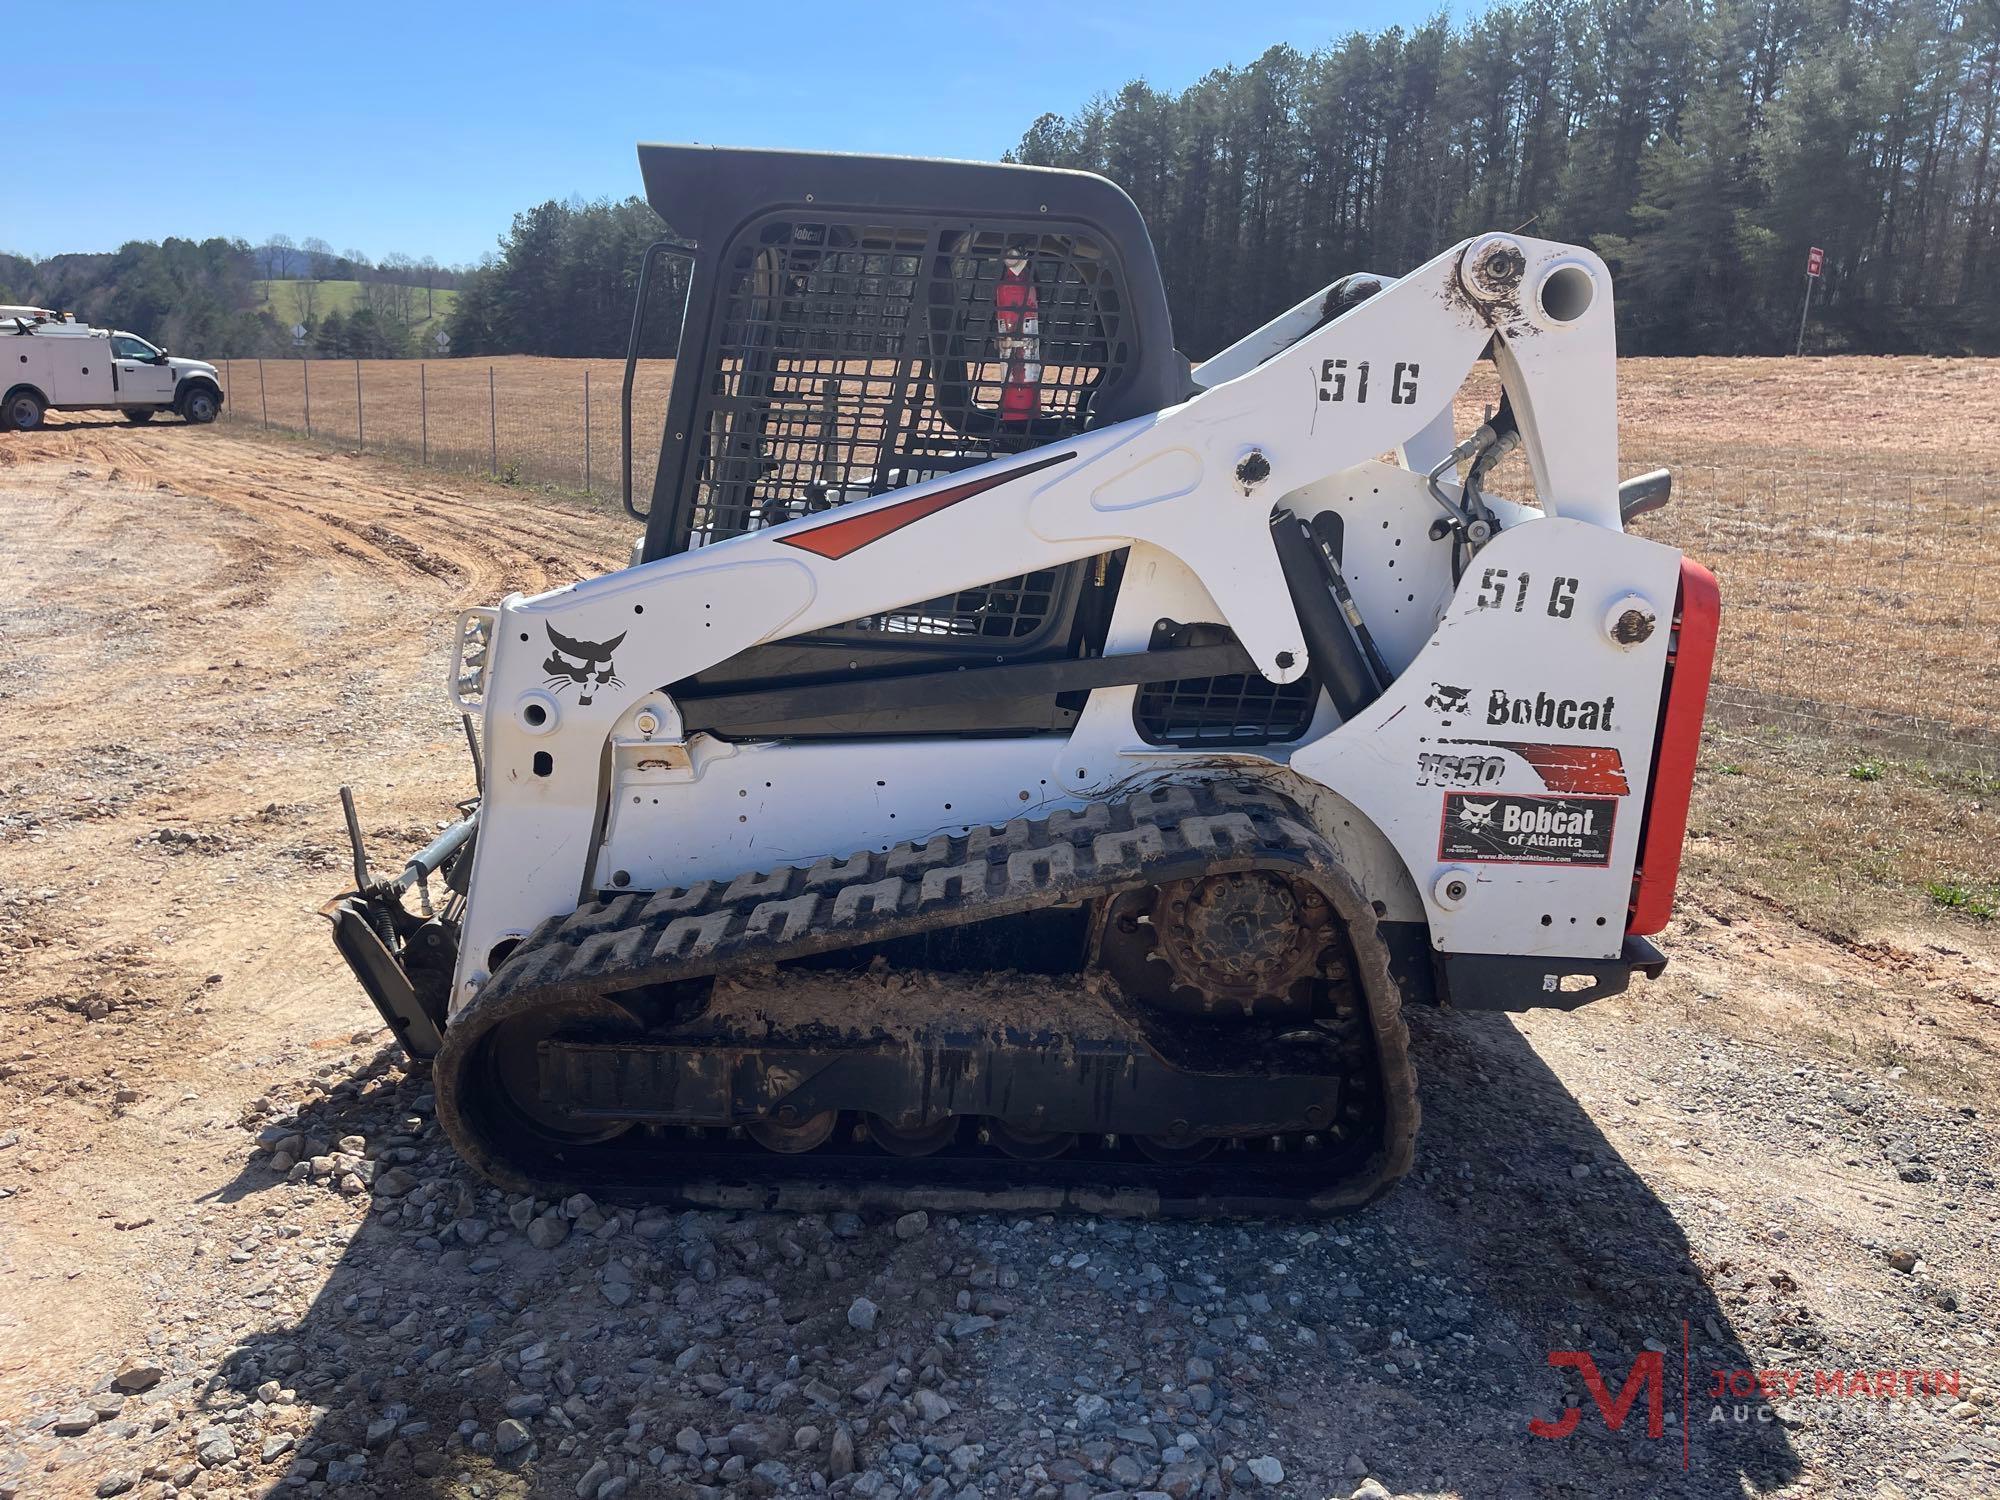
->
[1628,560,1721,935]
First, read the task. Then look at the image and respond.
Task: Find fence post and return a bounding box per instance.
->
[583,368,591,496]
[355,359,364,449]
[303,357,311,435]
[489,366,498,476]
[258,359,268,429]
[420,363,428,466]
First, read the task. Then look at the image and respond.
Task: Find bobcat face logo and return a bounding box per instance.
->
[1427,682,1471,715]
[543,624,626,706]
[1457,798,1498,829]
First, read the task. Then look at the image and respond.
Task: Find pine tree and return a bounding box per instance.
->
[314,308,348,358]
[1004,0,1999,355]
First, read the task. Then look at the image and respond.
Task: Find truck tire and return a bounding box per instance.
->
[123,408,156,425]
[180,386,219,424]
[3,388,46,432]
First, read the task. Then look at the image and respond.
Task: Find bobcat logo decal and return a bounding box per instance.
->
[543,624,626,706]
[1426,682,1471,715]
[1457,798,1499,829]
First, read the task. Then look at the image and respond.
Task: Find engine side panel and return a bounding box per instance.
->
[1290,516,1680,958]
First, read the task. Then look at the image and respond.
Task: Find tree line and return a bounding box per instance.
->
[0,238,470,359]
[1008,0,1999,356]
[433,0,2000,360]
[1,239,277,358]
[441,197,685,358]
[253,233,466,294]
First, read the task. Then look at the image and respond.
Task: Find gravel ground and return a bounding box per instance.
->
[5,990,1995,1500]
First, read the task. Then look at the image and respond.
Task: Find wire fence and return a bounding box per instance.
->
[220,355,678,503]
[1629,458,1998,769]
[217,356,1998,768]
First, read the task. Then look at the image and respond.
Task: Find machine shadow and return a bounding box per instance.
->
[201,1004,1799,1499]
[1294,1004,1809,1496]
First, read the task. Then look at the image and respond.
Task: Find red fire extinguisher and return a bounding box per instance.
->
[994,251,1041,425]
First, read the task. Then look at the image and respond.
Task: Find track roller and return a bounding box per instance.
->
[865,1114,959,1157]
[1135,1133,1221,1165]
[746,1109,840,1154]
[983,1122,1078,1161]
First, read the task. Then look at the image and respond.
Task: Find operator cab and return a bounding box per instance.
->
[623,145,1302,745]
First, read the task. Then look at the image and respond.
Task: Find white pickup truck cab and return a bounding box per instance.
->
[1,307,225,430]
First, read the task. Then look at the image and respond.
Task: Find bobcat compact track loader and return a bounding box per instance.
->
[326,145,1719,1216]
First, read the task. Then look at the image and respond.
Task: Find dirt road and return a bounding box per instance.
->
[1,420,1995,1499]
[0,419,622,1416]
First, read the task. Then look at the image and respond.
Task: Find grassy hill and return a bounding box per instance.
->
[253,279,457,339]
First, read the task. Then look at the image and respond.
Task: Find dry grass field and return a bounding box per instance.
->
[1472,359,2000,757]
[220,353,2000,481]
[1487,356,2000,473]
[213,353,2000,758]
[218,354,678,498]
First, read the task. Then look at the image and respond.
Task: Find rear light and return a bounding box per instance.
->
[1628,559,1721,934]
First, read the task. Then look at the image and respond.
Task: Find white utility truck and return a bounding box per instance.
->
[1,307,224,430]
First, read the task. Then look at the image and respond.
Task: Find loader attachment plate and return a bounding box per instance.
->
[323,895,445,1059]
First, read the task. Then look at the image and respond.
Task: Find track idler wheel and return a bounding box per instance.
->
[480,995,643,1148]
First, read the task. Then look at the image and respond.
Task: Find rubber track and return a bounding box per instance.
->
[437,777,1420,1215]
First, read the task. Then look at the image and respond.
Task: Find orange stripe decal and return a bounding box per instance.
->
[1440,738,1631,794]
[775,450,1076,561]
[1498,741,1629,795]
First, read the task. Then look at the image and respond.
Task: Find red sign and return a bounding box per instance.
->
[1806,246,1825,277]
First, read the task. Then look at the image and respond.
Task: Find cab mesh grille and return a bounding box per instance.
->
[686,217,1130,641]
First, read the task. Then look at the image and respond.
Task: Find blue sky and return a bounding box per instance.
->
[9,0,1443,266]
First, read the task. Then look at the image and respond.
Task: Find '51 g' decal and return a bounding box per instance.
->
[1476,568,1578,619]
[1319,359,1420,405]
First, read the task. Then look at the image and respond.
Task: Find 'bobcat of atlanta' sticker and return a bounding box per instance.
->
[1438,792,1617,867]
